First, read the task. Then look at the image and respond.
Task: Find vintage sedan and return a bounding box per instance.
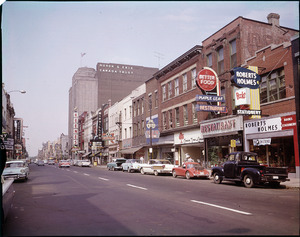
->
[140,159,177,176]
[172,162,210,179]
[107,158,126,171]
[58,160,70,168]
[121,159,141,173]
[77,159,92,167]
[2,160,30,181]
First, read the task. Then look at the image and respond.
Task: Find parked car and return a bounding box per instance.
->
[2,160,30,181]
[211,151,290,188]
[172,162,210,179]
[59,160,70,168]
[77,159,92,167]
[121,159,142,173]
[48,159,55,165]
[107,158,126,171]
[139,159,178,176]
[2,176,15,221]
[37,160,45,166]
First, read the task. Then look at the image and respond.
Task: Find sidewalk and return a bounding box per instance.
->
[94,165,299,189]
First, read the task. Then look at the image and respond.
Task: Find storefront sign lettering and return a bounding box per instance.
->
[235,88,250,106]
[196,104,227,113]
[244,117,282,134]
[174,129,204,145]
[236,109,261,115]
[196,94,225,102]
[196,67,218,91]
[201,119,236,133]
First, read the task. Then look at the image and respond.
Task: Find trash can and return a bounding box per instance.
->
[94,161,98,166]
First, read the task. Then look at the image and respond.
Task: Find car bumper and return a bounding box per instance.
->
[3,174,27,180]
[261,175,289,182]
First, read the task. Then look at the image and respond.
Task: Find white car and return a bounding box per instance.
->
[121,159,141,173]
[2,160,30,181]
[77,159,91,167]
[139,159,178,176]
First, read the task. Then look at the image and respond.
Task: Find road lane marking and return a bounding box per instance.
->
[127,184,148,190]
[83,173,90,176]
[98,177,109,181]
[191,200,252,216]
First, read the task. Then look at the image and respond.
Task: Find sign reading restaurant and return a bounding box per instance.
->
[231,67,261,89]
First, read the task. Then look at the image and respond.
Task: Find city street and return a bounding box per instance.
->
[3,163,299,236]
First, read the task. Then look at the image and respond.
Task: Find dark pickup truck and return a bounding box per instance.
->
[211,152,289,188]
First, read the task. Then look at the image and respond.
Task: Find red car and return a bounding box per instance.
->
[172,162,209,179]
[59,160,70,168]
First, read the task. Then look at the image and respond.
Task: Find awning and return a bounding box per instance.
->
[120,146,143,155]
[82,152,91,158]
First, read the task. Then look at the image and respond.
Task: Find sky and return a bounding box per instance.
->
[1,1,299,157]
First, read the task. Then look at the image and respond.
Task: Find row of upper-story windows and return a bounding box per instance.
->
[132,91,158,118]
[162,67,197,102]
[162,102,198,130]
[206,39,237,75]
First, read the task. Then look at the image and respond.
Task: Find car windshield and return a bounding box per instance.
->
[132,160,141,163]
[82,160,90,162]
[6,162,24,168]
[155,160,171,164]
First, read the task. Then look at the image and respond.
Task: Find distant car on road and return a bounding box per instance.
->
[59,160,70,168]
[121,159,141,173]
[2,160,30,181]
[77,159,92,167]
[107,158,126,171]
[37,160,45,166]
[172,162,210,179]
[48,160,55,165]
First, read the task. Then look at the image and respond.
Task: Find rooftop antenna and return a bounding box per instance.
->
[154,51,164,69]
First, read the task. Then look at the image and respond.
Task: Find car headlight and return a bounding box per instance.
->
[20,169,25,173]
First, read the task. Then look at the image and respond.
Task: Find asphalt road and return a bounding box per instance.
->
[2,163,299,236]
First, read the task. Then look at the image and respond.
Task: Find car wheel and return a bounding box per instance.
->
[172,170,177,178]
[141,168,145,175]
[185,171,191,179]
[213,172,222,184]
[244,174,254,188]
[154,170,159,176]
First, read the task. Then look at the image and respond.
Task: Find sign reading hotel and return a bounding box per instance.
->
[200,116,243,137]
[231,67,261,89]
[196,67,217,91]
[73,110,79,146]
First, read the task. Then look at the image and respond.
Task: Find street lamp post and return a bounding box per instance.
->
[7,90,26,94]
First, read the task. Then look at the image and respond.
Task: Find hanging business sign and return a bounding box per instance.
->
[146,114,159,143]
[231,67,261,89]
[196,104,227,113]
[196,67,218,91]
[235,88,250,106]
[196,94,225,103]
[253,138,271,146]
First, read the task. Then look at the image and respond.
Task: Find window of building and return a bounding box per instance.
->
[168,81,173,98]
[133,102,136,117]
[183,73,187,92]
[124,128,127,139]
[207,53,212,68]
[137,100,140,116]
[183,104,188,125]
[162,112,167,130]
[142,120,144,134]
[162,85,166,101]
[230,39,237,68]
[129,126,132,137]
[129,105,132,117]
[148,94,152,111]
[221,84,226,106]
[191,68,197,88]
[217,47,224,74]
[260,68,286,103]
[175,78,179,96]
[154,91,158,108]
[192,102,197,124]
[175,107,180,127]
[124,108,127,119]
[169,110,173,128]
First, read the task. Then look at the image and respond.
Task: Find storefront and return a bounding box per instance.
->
[200,115,244,168]
[244,113,299,175]
[174,129,204,165]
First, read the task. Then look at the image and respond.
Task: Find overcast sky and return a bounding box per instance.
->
[1,1,299,157]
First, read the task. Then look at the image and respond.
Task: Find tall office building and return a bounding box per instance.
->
[68,67,98,152]
[96,63,158,107]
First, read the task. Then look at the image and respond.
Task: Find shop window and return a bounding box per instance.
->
[230,39,237,69]
[217,47,224,74]
[260,68,286,104]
